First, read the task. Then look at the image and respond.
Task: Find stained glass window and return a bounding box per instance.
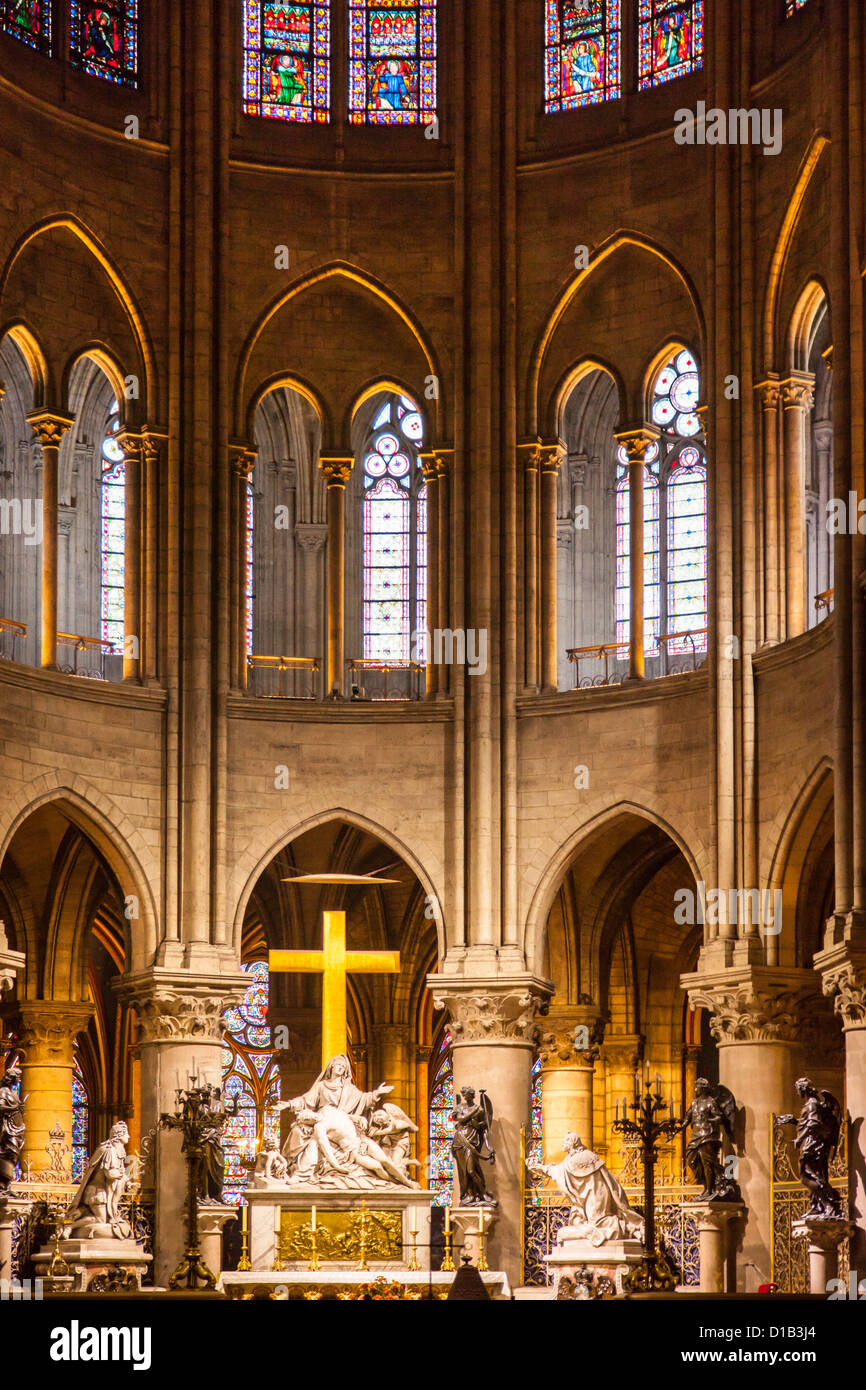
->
[529,1057,543,1167]
[245,474,255,657]
[428,1030,453,1204]
[616,350,707,663]
[72,1060,89,1183]
[615,445,660,655]
[544,1,621,113]
[243,2,331,122]
[221,961,281,1206]
[361,393,427,665]
[100,401,125,655]
[638,1,703,90]
[667,445,707,652]
[785,0,808,13]
[348,1,437,125]
[69,2,138,85]
[1,1,52,53]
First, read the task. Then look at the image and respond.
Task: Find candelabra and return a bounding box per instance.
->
[441,1206,455,1273]
[407,1215,421,1272]
[612,1071,680,1293]
[159,1078,238,1291]
[237,1203,252,1272]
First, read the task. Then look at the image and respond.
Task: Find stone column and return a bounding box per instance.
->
[26,411,74,670]
[816,934,866,1267]
[755,378,782,644]
[793,1215,852,1294]
[320,456,353,697]
[293,523,328,697]
[539,442,564,693]
[141,431,166,683]
[780,373,815,639]
[520,442,540,691]
[117,430,142,682]
[435,451,452,696]
[692,1201,744,1294]
[16,1001,94,1172]
[372,1022,412,1116]
[599,1034,644,1169]
[228,445,256,691]
[420,454,440,696]
[683,968,819,1289]
[430,976,550,1282]
[118,967,246,1286]
[615,428,659,681]
[537,1005,603,1162]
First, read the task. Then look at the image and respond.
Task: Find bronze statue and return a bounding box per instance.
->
[449,1086,496,1206]
[777,1077,844,1219]
[0,1059,24,1193]
[197,1084,231,1205]
[680,1078,741,1202]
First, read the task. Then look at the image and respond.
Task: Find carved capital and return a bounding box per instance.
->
[430,977,551,1047]
[26,410,74,450]
[116,430,143,466]
[17,1001,95,1063]
[539,441,566,476]
[755,378,782,411]
[0,922,23,995]
[819,956,866,1032]
[117,969,247,1045]
[294,522,328,552]
[614,426,660,467]
[538,1003,604,1068]
[686,976,819,1045]
[781,375,815,413]
[319,455,353,488]
[229,443,257,481]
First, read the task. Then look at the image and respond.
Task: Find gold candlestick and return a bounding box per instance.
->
[308,1204,320,1272]
[477,1209,489,1272]
[407,1207,421,1272]
[357,1199,370,1271]
[237,1202,252,1272]
[272,1207,285,1272]
[441,1205,455,1273]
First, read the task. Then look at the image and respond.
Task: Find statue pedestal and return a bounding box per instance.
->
[197,1204,237,1280]
[33,1238,152,1292]
[246,1187,436,1272]
[0,1194,31,1283]
[690,1201,745,1293]
[792,1216,852,1294]
[451,1204,497,1266]
[544,1236,645,1297]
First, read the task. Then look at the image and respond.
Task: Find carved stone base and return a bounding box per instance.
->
[246,1187,436,1273]
[33,1238,152,1292]
[792,1215,853,1294]
[544,1237,646,1296]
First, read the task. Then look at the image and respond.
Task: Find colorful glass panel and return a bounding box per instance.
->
[100,402,125,654]
[785,0,808,12]
[1,0,51,52]
[529,1057,543,1168]
[348,0,437,125]
[69,2,138,85]
[615,459,659,655]
[667,445,707,652]
[651,347,700,436]
[243,2,331,122]
[245,476,254,657]
[638,1,703,90]
[428,1031,453,1204]
[544,0,621,113]
[72,1061,89,1183]
[222,961,281,1206]
[361,393,427,666]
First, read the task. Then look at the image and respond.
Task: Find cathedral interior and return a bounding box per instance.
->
[0,0,864,1323]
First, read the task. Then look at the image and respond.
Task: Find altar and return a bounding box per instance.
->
[245,1186,436,1272]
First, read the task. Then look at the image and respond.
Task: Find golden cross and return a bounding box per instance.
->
[269,874,401,1068]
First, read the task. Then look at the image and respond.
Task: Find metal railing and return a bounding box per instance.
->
[654,627,708,675]
[566,642,628,688]
[57,632,116,680]
[346,659,426,702]
[247,654,320,700]
[815,588,834,618]
[0,617,27,663]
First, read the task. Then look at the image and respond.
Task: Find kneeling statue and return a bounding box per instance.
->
[64,1121,133,1239]
[528,1133,644,1248]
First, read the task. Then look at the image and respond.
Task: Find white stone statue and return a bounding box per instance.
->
[63,1121,134,1240]
[249,1135,289,1188]
[527,1133,645,1247]
[272,1054,420,1191]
